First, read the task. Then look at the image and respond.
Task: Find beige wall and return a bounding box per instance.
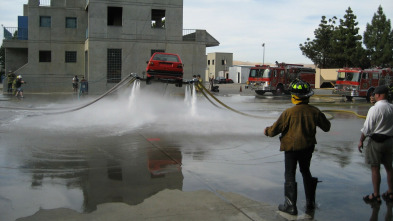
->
[315,68,338,88]
[206,52,233,81]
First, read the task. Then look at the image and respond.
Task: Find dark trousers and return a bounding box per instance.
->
[284,146,315,182]
[8,83,13,92]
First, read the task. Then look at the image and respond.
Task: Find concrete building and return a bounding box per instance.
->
[2,0,219,93]
[228,65,252,84]
[205,52,233,81]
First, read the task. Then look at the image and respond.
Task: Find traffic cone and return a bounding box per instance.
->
[240,86,242,92]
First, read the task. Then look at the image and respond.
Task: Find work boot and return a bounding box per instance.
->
[304,177,319,212]
[278,182,298,215]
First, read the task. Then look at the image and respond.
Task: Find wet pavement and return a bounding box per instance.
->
[0,83,389,220]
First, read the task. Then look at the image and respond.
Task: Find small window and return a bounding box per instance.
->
[107,49,122,83]
[65,51,77,63]
[108,7,123,26]
[151,9,165,28]
[39,51,51,62]
[222,60,225,65]
[212,60,215,65]
[40,16,51,27]
[373,73,379,79]
[151,49,165,56]
[208,60,210,65]
[66,17,77,28]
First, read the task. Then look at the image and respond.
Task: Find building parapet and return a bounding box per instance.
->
[183,29,219,47]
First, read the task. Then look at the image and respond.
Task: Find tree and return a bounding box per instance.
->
[363,5,393,67]
[299,16,337,68]
[0,44,5,70]
[300,7,372,69]
[331,7,365,68]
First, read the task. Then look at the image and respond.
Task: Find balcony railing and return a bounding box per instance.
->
[39,0,50,6]
[3,27,28,40]
[183,29,196,41]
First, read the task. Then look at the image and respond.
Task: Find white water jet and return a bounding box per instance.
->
[128,80,141,111]
[184,84,191,105]
[190,84,197,116]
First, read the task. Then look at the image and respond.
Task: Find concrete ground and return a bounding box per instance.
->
[0,82,381,221]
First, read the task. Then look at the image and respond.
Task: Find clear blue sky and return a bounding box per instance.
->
[1,0,392,64]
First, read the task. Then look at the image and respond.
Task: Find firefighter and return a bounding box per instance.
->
[264,79,331,215]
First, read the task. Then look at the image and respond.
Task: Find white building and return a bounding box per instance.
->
[228,65,252,83]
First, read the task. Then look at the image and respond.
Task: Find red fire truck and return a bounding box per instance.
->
[332,67,393,102]
[246,62,316,95]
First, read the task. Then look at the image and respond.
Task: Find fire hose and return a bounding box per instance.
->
[194,81,367,120]
[0,74,137,114]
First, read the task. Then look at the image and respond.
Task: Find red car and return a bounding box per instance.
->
[145,52,184,87]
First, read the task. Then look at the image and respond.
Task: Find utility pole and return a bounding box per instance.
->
[262,43,265,65]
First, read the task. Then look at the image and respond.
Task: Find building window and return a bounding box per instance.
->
[151,9,165,28]
[107,49,122,83]
[66,17,77,28]
[208,60,210,65]
[39,51,51,62]
[108,7,122,26]
[151,49,165,56]
[40,16,51,27]
[65,51,77,63]
[212,60,215,65]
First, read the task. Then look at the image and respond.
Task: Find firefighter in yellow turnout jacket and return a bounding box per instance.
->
[264,79,331,215]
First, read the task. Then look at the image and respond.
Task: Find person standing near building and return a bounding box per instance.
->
[14,75,26,98]
[72,75,79,93]
[196,75,203,92]
[80,76,88,95]
[359,85,393,204]
[7,70,16,93]
[264,79,331,215]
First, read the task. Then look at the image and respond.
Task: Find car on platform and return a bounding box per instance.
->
[145,52,184,87]
[214,77,234,84]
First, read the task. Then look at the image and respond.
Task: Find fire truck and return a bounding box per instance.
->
[246,62,316,95]
[332,67,393,102]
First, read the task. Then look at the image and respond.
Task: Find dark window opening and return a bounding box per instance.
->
[151,49,165,56]
[65,51,77,63]
[107,49,122,83]
[66,17,77,28]
[108,7,123,26]
[151,9,165,28]
[208,60,210,65]
[39,51,51,62]
[40,16,51,27]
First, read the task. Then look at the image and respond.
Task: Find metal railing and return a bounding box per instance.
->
[3,27,28,40]
[39,0,50,6]
[183,29,196,41]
